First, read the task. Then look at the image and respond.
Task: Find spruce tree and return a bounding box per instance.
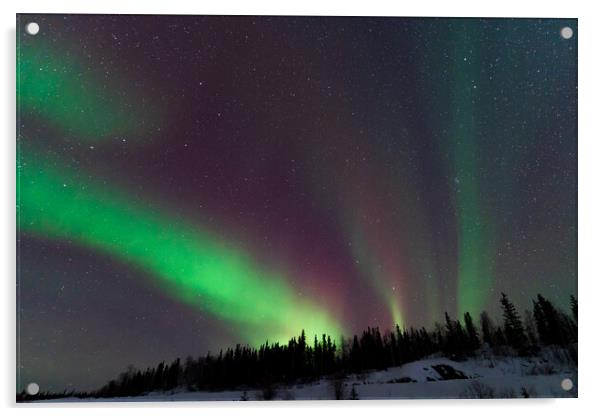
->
[464,312,481,351]
[479,311,494,346]
[523,309,539,347]
[350,335,361,372]
[533,294,569,346]
[500,293,528,352]
[533,298,548,344]
[570,295,577,323]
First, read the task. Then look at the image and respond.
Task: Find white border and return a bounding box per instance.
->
[2,1,601,415]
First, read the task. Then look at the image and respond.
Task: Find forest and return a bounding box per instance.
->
[18,292,577,401]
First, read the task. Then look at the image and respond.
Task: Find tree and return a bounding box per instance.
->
[443,312,469,357]
[479,311,494,346]
[350,386,359,400]
[443,312,457,355]
[523,309,539,347]
[570,295,577,322]
[500,293,528,352]
[350,335,361,372]
[183,356,197,390]
[87,290,576,400]
[533,294,568,345]
[464,312,481,351]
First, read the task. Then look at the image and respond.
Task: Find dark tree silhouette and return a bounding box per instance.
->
[479,311,494,346]
[570,295,577,323]
[21,291,577,401]
[533,294,576,346]
[464,312,481,351]
[500,293,528,353]
[523,309,539,348]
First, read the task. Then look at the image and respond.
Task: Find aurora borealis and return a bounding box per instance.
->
[17,15,577,392]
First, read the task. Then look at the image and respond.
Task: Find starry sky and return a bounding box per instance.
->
[17,15,577,392]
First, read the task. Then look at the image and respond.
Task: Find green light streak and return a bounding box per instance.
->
[16,36,338,344]
[17,148,343,345]
[388,299,404,328]
[17,39,148,140]
[450,22,494,317]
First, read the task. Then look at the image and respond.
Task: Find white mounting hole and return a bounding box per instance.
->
[561,378,573,391]
[25,22,40,36]
[560,26,573,40]
[26,382,40,395]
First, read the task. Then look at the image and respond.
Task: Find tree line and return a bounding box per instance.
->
[18,292,577,401]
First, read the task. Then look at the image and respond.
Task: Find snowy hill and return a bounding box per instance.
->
[42,350,577,401]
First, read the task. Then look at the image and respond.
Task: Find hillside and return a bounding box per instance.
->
[39,349,577,401]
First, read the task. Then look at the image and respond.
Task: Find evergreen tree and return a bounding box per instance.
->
[350,335,361,372]
[493,327,506,346]
[350,386,359,400]
[523,309,539,347]
[464,312,481,351]
[570,295,577,323]
[433,322,444,349]
[87,290,577,400]
[443,312,456,354]
[500,293,528,352]
[443,312,468,357]
[297,329,307,377]
[533,294,568,345]
[479,311,494,346]
[183,356,197,390]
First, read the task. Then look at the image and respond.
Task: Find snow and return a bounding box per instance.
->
[37,352,577,402]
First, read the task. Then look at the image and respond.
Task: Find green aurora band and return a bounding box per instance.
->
[17,38,149,140]
[17,149,344,344]
[17,38,343,345]
[19,19,571,342]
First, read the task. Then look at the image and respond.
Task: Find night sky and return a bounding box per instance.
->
[17,15,577,392]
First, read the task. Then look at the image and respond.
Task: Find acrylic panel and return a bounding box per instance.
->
[16,14,577,401]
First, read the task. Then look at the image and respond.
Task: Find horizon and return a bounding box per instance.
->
[21,290,576,395]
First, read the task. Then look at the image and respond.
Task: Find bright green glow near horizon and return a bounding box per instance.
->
[451,24,494,317]
[388,298,404,329]
[17,149,344,345]
[17,40,143,140]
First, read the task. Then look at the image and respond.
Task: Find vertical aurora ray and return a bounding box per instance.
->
[302,89,448,329]
[306,132,434,330]
[311,138,413,329]
[448,22,495,317]
[17,147,344,344]
[349,221,406,328]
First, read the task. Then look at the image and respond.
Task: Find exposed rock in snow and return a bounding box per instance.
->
[38,351,577,402]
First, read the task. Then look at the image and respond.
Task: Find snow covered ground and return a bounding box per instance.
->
[40,353,578,402]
